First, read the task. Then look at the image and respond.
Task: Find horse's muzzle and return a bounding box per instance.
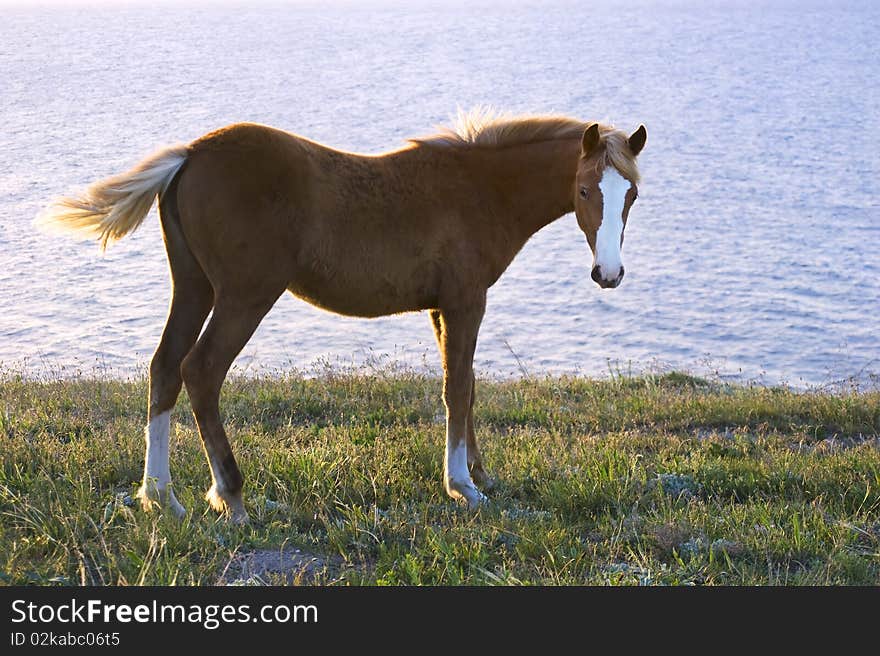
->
[591,264,624,289]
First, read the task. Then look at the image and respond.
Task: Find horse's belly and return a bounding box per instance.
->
[286,263,439,318]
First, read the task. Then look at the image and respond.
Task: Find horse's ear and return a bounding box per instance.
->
[582,123,601,157]
[628,125,647,157]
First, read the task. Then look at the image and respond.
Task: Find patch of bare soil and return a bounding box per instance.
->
[217,547,329,585]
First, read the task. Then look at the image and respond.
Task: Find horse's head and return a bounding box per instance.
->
[574,123,646,289]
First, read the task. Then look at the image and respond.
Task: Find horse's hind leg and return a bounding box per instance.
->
[430,310,493,491]
[181,294,280,523]
[137,194,213,517]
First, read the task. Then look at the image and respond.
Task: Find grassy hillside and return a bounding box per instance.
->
[1,371,878,585]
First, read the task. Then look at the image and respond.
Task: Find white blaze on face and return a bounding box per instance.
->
[595,167,630,280]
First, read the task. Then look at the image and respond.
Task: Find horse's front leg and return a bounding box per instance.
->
[430,311,494,492]
[466,371,495,490]
[438,297,487,509]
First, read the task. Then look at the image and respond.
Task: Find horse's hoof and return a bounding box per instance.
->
[228,509,250,525]
[168,498,187,519]
[448,480,488,510]
[466,489,488,510]
[136,483,187,519]
[206,485,249,524]
[471,468,497,491]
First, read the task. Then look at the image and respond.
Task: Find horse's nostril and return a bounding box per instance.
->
[619,266,625,280]
[591,265,602,283]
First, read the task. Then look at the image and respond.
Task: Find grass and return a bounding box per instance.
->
[1,369,878,585]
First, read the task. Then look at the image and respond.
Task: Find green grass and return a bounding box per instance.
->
[1,370,878,585]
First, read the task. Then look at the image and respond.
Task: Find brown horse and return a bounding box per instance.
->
[38,108,646,522]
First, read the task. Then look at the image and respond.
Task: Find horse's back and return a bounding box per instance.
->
[172,123,446,315]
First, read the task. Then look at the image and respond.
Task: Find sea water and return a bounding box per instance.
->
[1,0,877,386]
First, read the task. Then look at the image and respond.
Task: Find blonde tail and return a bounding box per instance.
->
[36,144,189,250]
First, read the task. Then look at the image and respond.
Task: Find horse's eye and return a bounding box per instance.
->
[579,187,589,199]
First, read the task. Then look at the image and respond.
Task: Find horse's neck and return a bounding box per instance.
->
[462,138,581,244]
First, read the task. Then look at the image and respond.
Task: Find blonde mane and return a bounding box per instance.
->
[410,106,640,182]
